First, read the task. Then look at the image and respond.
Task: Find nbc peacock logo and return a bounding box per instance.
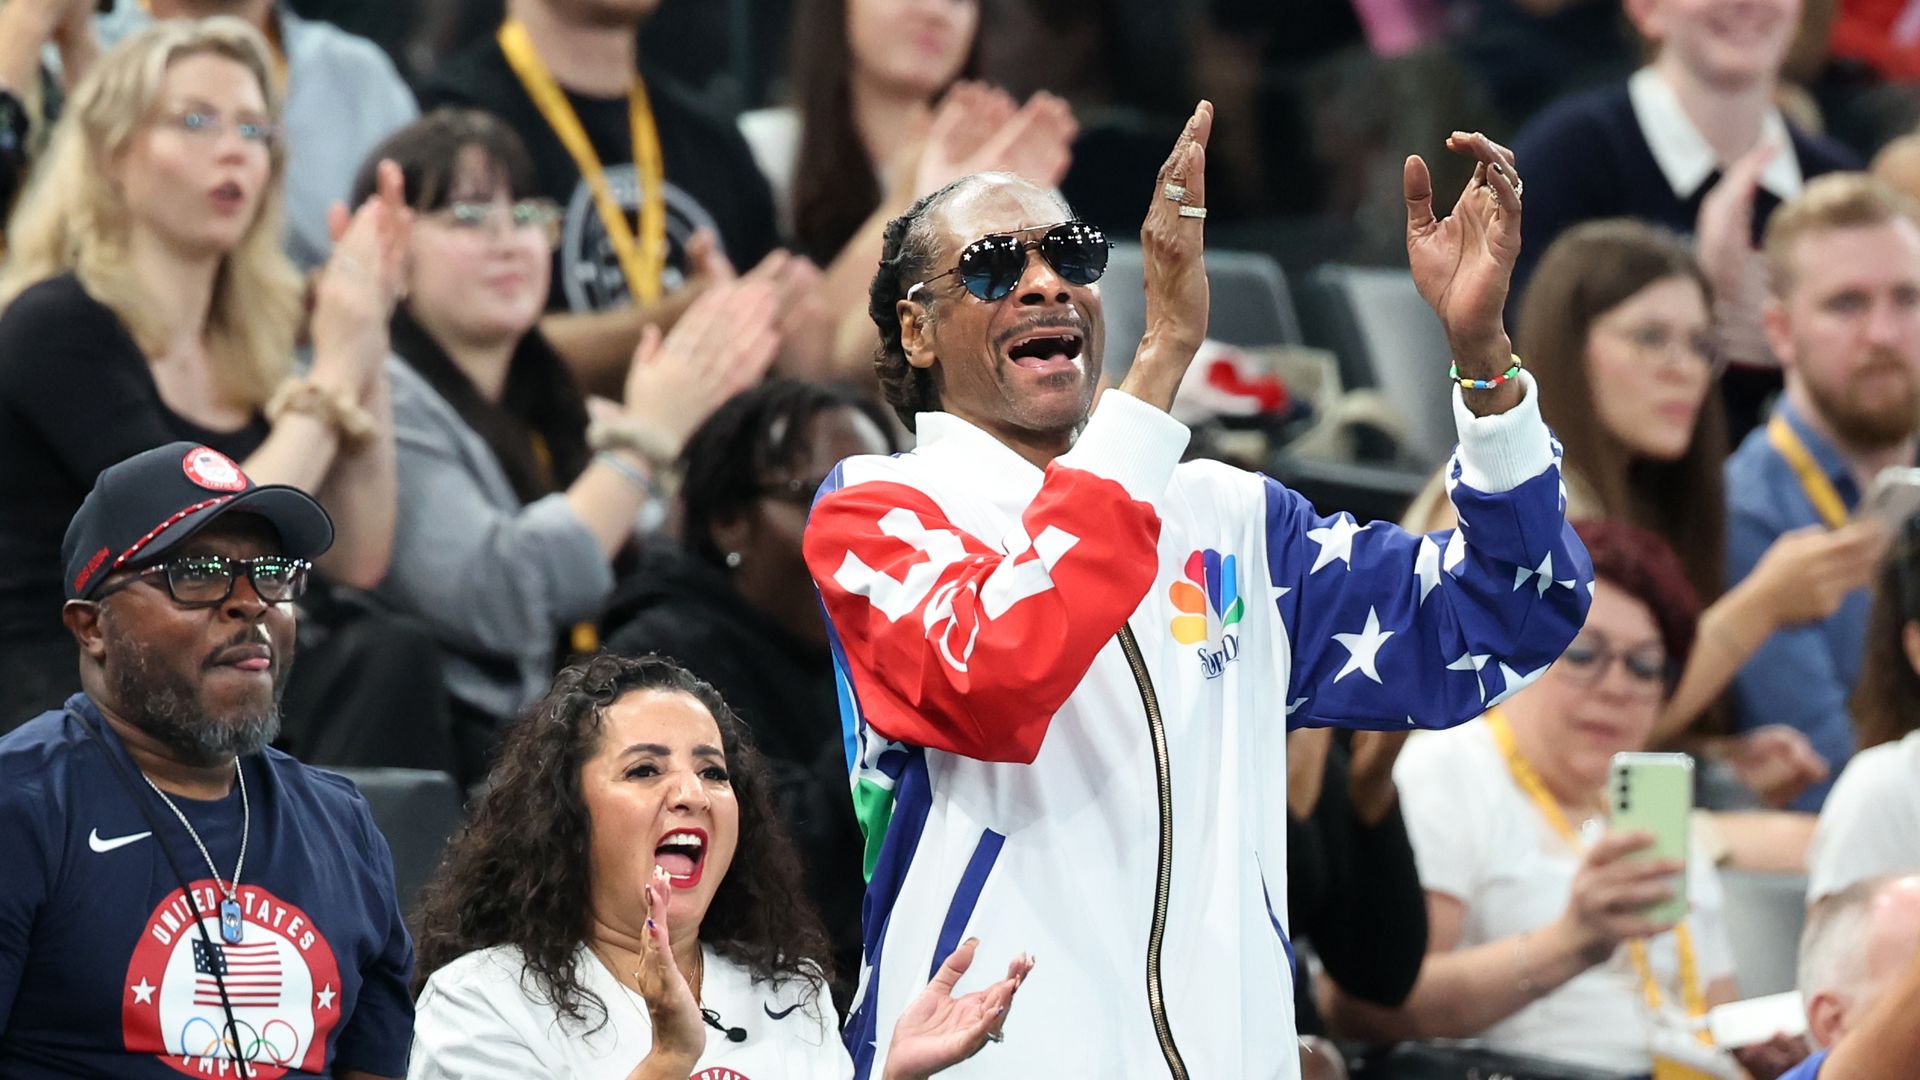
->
[1171,549,1244,678]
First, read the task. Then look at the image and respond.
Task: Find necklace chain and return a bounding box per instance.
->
[142,760,249,900]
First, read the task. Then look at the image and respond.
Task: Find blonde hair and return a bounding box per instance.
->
[1763,172,1920,296]
[0,17,303,410]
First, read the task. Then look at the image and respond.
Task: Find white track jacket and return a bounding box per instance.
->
[802,375,1591,1078]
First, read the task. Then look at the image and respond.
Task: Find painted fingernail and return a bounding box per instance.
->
[997,1007,1007,1017]
[647,918,655,929]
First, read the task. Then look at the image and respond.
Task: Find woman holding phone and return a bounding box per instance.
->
[1325,520,1744,1077]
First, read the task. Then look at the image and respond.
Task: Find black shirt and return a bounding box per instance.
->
[418,38,779,313]
[0,274,268,656]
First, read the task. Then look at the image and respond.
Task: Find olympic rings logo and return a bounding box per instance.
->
[177,1016,299,1065]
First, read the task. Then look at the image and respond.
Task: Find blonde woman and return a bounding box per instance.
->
[0,16,410,730]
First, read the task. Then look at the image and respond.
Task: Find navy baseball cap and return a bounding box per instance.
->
[61,443,335,600]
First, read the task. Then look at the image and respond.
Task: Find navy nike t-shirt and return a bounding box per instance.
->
[0,695,414,1078]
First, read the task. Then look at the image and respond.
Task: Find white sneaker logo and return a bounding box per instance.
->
[88,828,152,853]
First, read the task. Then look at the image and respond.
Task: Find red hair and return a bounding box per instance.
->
[1572,518,1700,670]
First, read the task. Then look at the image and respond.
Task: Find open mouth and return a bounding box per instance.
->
[1005,331,1085,372]
[210,181,245,210]
[654,828,708,889]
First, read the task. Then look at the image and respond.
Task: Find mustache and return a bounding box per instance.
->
[993,316,1088,351]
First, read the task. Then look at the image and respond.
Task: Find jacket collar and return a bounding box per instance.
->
[1627,67,1802,201]
[912,410,1052,517]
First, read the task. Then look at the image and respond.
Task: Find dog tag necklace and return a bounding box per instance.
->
[143,761,250,944]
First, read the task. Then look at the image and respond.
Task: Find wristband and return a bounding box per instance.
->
[265,378,375,449]
[587,416,679,472]
[1448,354,1524,392]
[594,450,678,502]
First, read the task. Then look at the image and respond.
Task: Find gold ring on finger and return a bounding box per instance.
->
[1163,182,1188,203]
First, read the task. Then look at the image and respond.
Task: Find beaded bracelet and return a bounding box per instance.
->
[1448,354,1524,391]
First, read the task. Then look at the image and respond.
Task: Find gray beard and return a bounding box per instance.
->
[108,636,281,768]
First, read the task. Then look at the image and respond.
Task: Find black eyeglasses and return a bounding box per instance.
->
[94,555,311,607]
[907,220,1111,302]
[1555,637,1672,699]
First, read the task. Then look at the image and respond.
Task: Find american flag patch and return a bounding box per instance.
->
[193,939,283,1008]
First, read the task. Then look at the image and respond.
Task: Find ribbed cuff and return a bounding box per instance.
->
[1451,369,1555,493]
[1058,389,1191,503]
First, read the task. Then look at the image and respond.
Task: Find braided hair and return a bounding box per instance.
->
[868,174,995,430]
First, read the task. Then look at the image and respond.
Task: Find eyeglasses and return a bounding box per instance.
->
[1602,321,1721,374]
[757,476,829,508]
[156,109,278,147]
[94,555,311,607]
[1555,636,1672,698]
[423,198,563,248]
[907,220,1111,302]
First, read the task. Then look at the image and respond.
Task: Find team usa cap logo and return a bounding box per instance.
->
[181,446,249,492]
[122,881,343,1077]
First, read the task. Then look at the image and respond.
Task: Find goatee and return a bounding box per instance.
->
[107,635,281,767]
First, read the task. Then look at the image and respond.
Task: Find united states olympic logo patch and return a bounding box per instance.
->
[121,880,343,1077]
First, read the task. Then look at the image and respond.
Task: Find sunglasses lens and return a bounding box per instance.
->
[959,238,1022,301]
[1045,225,1108,285]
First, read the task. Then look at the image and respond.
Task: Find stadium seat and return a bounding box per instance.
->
[1298,265,1458,470]
[1100,244,1302,381]
[1717,869,1810,996]
[329,767,463,913]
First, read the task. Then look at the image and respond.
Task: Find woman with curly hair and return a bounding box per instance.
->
[408,653,1032,1079]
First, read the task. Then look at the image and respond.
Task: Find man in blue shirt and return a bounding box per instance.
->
[1783,874,1920,1079]
[0,443,412,1078]
[1726,173,1920,809]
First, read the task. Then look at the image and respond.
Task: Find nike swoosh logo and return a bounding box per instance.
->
[88,828,152,853]
[764,1002,801,1021]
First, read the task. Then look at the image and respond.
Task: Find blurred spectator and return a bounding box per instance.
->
[1786,874,1920,1079]
[418,0,827,390]
[1328,521,1743,1077]
[348,108,779,775]
[1727,173,1917,808]
[1284,726,1427,1056]
[0,18,417,751]
[1511,0,1859,441]
[1449,0,1637,128]
[602,378,896,987]
[1871,129,1920,202]
[741,0,1074,379]
[407,653,1030,1077]
[1405,221,1852,808]
[99,0,419,271]
[1806,514,1920,901]
[0,444,413,1076]
[0,0,99,213]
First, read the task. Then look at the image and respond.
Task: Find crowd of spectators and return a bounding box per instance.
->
[1,0,1920,1077]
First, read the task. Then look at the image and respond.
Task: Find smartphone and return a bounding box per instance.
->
[1862,467,1920,529]
[1608,752,1694,926]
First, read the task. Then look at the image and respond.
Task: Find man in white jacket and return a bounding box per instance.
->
[803,101,1590,1078]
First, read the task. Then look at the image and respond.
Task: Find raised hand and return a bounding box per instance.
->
[1728,725,1830,809]
[882,938,1035,1080]
[620,277,780,455]
[631,866,705,1071]
[1404,132,1521,382]
[1120,100,1214,413]
[311,159,412,398]
[1746,522,1891,629]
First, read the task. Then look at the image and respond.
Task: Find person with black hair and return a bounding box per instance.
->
[408,652,1032,1079]
[351,109,780,768]
[806,102,1592,1075]
[602,377,898,990]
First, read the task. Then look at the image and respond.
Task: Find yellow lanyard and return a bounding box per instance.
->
[1767,413,1850,529]
[497,19,667,305]
[1484,710,1712,1050]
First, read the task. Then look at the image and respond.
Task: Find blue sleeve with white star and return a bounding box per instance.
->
[1266,377,1592,730]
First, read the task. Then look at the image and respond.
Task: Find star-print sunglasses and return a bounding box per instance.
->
[907,220,1112,302]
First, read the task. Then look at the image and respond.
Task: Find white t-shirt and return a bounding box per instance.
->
[738,107,802,240]
[1395,720,1736,1074]
[1808,731,1920,902]
[408,942,849,1080]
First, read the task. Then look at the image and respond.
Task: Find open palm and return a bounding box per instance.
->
[1404,132,1522,352]
[883,939,1034,1080]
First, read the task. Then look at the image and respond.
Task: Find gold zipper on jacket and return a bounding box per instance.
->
[1117,625,1190,1080]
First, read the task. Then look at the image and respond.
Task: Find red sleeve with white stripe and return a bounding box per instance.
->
[803,394,1185,764]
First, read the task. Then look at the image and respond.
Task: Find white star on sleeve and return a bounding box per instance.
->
[1306,514,1366,574]
[1488,660,1552,705]
[1332,607,1394,683]
[1448,651,1492,701]
[1413,535,1443,605]
[1443,529,1467,573]
[1286,696,1309,716]
[1512,552,1568,598]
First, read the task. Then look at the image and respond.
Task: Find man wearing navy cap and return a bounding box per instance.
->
[0,442,411,1078]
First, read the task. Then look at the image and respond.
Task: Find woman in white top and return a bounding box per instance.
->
[1327,520,1744,1076]
[1809,516,1920,902]
[408,653,1032,1080]
[738,0,1076,376]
